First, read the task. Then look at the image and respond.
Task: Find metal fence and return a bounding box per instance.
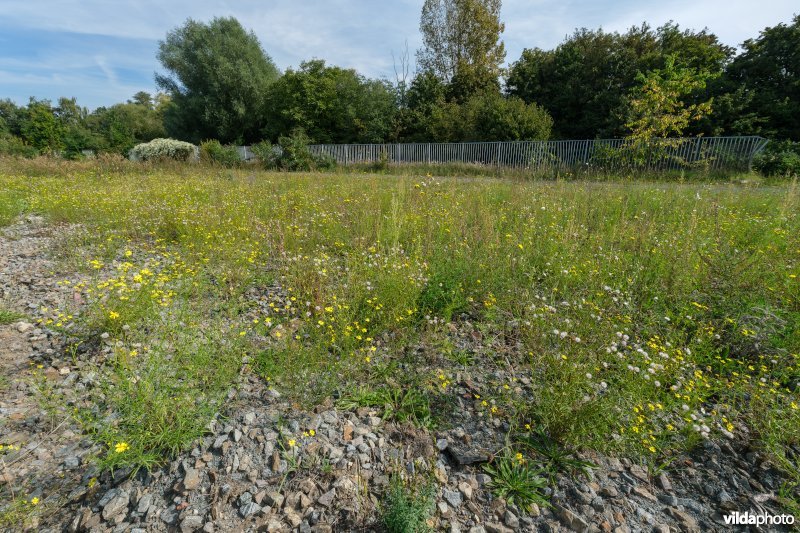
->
[304,136,768,172]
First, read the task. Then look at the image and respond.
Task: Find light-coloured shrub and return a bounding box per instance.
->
[129,138,197,162]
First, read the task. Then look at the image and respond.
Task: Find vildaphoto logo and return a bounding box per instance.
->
[723,511,795,526]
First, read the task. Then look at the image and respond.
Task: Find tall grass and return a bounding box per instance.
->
[0,159,797,478]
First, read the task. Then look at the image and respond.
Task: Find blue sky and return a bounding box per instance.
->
[1,0,797,110]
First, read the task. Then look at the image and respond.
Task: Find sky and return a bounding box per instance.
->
[1,0,797,110]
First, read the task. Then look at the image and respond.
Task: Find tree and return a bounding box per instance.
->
[262,60,396,144]
[21,98,64,153]
[624,55,715,140]
[506,23,732,138]
[417,0,505,86]
[723,15,800,140]
[156,17,280,144]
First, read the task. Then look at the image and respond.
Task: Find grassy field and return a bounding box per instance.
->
[1,158,798,493]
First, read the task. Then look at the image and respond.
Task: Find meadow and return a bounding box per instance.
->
[1,158,798,522]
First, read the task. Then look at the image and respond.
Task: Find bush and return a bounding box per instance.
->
[129,138,197,162]
[753,140,800,177]
[199,140,241,167]
[250,140,280,169]
[0,134,39,158]
[252,130,337,171]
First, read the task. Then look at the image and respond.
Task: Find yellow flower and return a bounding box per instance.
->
[114,442,130,453]
[30,497,39,505]
[308,429,316,437]
[287,439,296,447]
[108,311,120,320]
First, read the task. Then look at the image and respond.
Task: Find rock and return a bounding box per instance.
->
[632,486,657,502]
[285,510,302,527]
[652,525,670,533]
[485,523,513,533]
[16,322,33,333]
[136,493,153,514]
[446,444,490,465]
[666,508,699,532]
[443,489,462,508]
[101,490,130,521]
[504,510,520,528]
[183,468,202,491]
[239,502,261,518]
[555,504,589,533]
[317,488,336,508]
[656,473,672,492]
[458,481,473,500]
[436,438,449,450]
[63,455,80,469]
[600,486,618,498]
[180,515,204,532]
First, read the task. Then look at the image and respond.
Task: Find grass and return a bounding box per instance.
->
[0,306,26,325]
[382,474,436,533]
[483,452,550,511]
[0,157,797,494]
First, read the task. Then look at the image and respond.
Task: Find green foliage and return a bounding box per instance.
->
[753,141,800,176]
[0,133,38,158]
[483,452,550,511]
[507,23,733,139]
[21,99,64,153]
[250,140,281,169]
[382,474,436,533]
[262,130,336,171]
[624,55,715,140]
[157,17,280,144]
[0,306,26,325]
[263,60,396,144]
[199,140,241,167]
[337,386,433,428]
[724,15,800,140]
[417,0,505,86]
[129,138,196,162]
[427,92,552,142]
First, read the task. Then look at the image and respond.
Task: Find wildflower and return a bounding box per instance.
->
[30,497,40,505]
[308,429,316,437]
[287,439,296,447]
[114,442,130,453]
[108,311,120,320]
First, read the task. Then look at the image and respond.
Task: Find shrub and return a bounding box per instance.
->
[129,138,197,162]
[252,130,337,171]
[199,140,241,167]
[753,140,800,177]
[0,134,39,158]
[250,140,280,169]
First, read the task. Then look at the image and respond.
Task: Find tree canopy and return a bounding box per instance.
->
[156,17,280,144]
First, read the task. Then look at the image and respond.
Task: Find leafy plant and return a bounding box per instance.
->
[199,139,241,167]
[517,428,597,480]
[0,306,25,325]
[483,452,550,511]
[382,474,435,533]
[337,386,433,428]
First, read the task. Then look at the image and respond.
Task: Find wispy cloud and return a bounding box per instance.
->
[0,0,796,108]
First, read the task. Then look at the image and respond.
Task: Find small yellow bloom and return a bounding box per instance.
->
[308,429,316,437]
[108,311,120,320]
[114,442,130,453]
[287,439,296,447]
[30,497,39,505]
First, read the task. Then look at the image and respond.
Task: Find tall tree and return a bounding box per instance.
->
[723,15,800,140]
[417,0,505,89]
[506,23,732,138]
[156,17,280,144]
[262,60,396,144]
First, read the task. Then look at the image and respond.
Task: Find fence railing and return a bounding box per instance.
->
[302,137,768,172]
